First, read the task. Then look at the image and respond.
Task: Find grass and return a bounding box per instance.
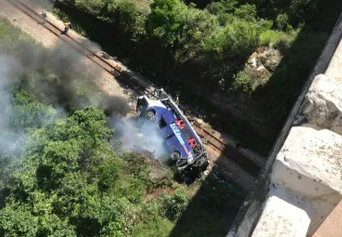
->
[259,29,298,49]
[0,18,32,47]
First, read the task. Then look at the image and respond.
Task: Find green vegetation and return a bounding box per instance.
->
[53,0,342,155]
[53,0,341,91]
[55,0,271,91]
[0,18,245,237]
[0,18,30,44]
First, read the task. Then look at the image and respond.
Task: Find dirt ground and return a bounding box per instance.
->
[0,0,134,100]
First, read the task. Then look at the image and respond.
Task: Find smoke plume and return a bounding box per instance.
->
[0,25,165,159]
[108,116,167,158]
[0,54,26,154]
[0,39,130,152]
[6,40,129,116]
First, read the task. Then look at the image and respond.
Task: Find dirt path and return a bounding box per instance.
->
[0,0,133,99]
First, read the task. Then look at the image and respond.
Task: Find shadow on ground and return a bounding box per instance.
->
[171,149,249,237]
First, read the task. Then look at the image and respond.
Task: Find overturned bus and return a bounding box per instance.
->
[136,89,209,175]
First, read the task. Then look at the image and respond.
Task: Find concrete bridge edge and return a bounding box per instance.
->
[227,12,342,237]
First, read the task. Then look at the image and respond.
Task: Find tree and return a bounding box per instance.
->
[203,18,260,64]
[160,189,189,221]
[234,4,258,22]
[11,89,57,130]
[0,107,126,237]
[147,0,188,48]
[275,13,289,31]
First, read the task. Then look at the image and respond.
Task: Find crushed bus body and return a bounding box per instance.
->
[135,89,210,176]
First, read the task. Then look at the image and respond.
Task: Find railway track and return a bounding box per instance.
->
[8,0,263,179]
[8,0,151,95]
[190,121,261,177]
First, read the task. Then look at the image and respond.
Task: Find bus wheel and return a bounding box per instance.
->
[171,151,181,160]
[146,109,156,118]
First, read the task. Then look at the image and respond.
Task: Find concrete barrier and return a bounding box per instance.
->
[227,12,342,237]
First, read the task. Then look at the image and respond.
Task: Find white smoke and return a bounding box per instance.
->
[0,40,155,159]
[0,54,26,154]
[109,116,167,158]
[0,17,164,160]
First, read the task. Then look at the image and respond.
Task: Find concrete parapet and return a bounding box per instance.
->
[252,127,342,237]
[252,186,311,237]
[298,74,342,135]
[272,127,342,199]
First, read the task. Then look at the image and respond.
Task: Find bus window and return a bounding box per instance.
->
[187,137,197,148]
[158,117,167,129]
[176,119,185,129]
[137,97,148,110]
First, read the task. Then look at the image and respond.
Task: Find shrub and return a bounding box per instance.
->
[275,13,289,31]
[203,18,260,63]
[0,18,30,48]
[11,89,57,130]
[232,69,270,92]
[160,189,189,221]
[132,202,173,237]
[232,71,254,92]
[234,4,258,22]
[132,216,173,237]
[112,0,147,40]
[259,29,298,50]
[74,0,106,15]
[206,1,237,26]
